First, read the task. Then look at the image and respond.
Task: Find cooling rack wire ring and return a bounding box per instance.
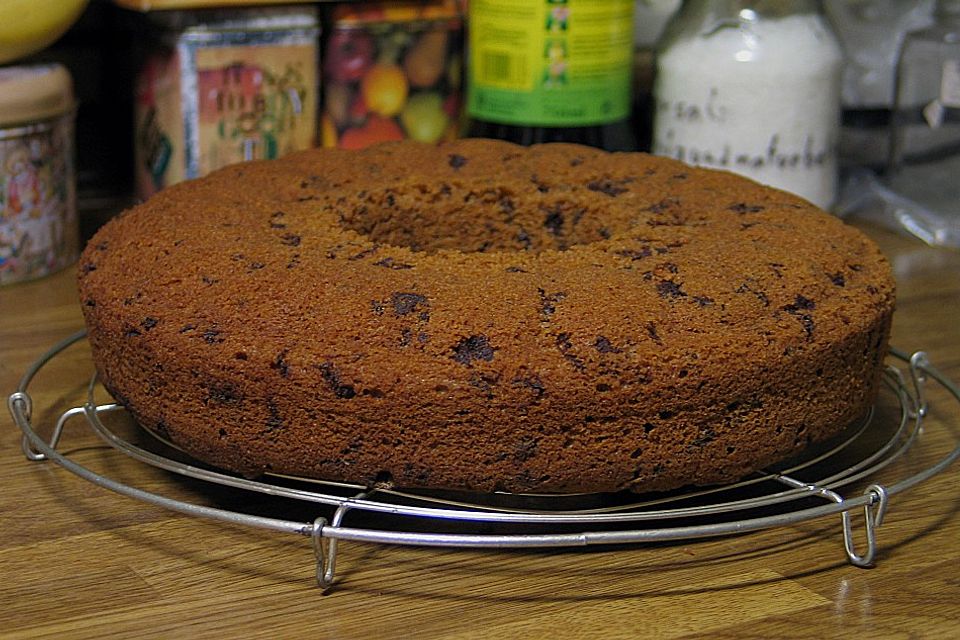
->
[8,331,960,592]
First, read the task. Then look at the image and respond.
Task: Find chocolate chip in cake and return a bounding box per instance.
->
[646,198,679,214]
[452,334,495,365]
[555,333,585,371]
[531,174,550,192]
[516,228,532,249]
[645,322,662,345]
[593,336,622,353]
[616,246,653,261]
[81,262,97,274]
[657,279,687,299]
[391,292,428,316]
[349,246,378,261]
[543,207,564,235]
[728,203,766,214]
[281,233,301,247]
[202,328,225,344]
[374,257,414,270]
[514,436,538,462]
[373,470,394,486]
[448,154,467,169]
[141,317,159,331]
[271,350,290,378]
[469,371,501,397]
[513,375,546,399]
[736,282,769,306]
[587,178,629,197]
[783,294,816,313]
[691,427,717,447]
[537,289,567,317]
[316,361,356,399]
[829,272,846,287]
[207,381,242,405]
[265,399,284,431]
[269,211,287,229]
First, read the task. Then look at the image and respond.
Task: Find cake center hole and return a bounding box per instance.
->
[336,184,630,254]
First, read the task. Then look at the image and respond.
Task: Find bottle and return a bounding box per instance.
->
[887,0,960,241]
[467,0,636,151]
[652,0,843,209]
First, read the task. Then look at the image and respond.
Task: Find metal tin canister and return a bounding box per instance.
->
[134,8,320,200]
[0,64,78,286]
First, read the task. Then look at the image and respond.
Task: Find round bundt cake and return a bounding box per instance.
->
[77,139,895,494]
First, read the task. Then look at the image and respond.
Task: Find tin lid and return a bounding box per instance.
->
[0,64,74,127]
[332,0,461,26]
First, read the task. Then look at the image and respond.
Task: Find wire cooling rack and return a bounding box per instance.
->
[9,330,960,591]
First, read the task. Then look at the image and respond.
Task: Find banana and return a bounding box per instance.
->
[0,0,88,64]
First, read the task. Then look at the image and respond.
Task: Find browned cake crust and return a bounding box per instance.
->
[77,139,895,494]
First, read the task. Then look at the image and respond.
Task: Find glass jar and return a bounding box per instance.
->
[826,0,934,170]
[886,0,960,242]
[652,0,843,209]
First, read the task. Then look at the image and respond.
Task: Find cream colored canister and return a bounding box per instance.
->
[0,64,78,285]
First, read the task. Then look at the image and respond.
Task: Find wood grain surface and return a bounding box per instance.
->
[1,222,958,639]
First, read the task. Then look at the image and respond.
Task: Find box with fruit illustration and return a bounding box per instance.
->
[322,1,463,149]
[134,8,319,199]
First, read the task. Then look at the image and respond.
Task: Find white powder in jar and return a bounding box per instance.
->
[653,14,843,209]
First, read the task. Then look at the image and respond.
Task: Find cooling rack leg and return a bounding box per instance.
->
[311,517,335,592]
[774,474,891,568]
[311,490,371,592]
[908,352,930,419]
[10,391,83,462]
[842,484,889,568]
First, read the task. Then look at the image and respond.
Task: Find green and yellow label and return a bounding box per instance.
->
[468,0,633,126]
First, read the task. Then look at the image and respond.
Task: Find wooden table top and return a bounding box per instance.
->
[2,221,958,639]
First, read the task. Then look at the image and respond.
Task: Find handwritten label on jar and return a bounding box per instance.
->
[654,87,831,174]
[653,15,842,209]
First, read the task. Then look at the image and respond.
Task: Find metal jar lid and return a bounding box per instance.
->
[0,63,74,128]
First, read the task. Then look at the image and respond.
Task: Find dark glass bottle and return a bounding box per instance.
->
[466,0,635,151]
